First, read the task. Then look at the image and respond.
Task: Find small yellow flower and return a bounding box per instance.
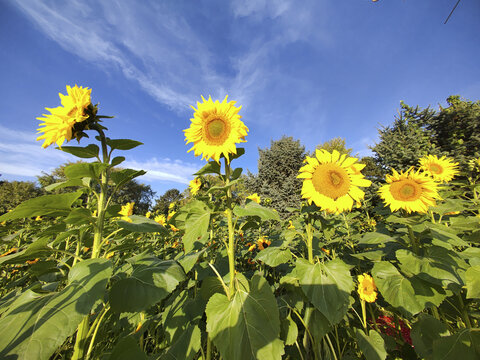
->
[170,224,179,232]
[106,252,115,259]
[172,241,179,248]
[0,248,17,257]
[167,211,176,221]
[154,214,166,226]
[246,193,261,204]
[357,274,377,303]
[145,211,152,218]
[287,220,295,230]
[257,236,271,250]
[248,243,256,252]
[35,216,42,221]
[36,85,92,148]
[189,177,202,195]
[321,247,330,255]
[26,258,39,265]
[169,202,176,210]
[118,202,134,222]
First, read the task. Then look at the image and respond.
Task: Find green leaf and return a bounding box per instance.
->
[176,249,206,273]
[44,178,84,192]
[110,258,185,313]
[207,178,241,194]
[355,329,387,360]
[109,336,148,360]
[182,200,211,252]
[465,265,480,299]
[430,198,466,216]
[231,167,243,180]
[372,261,423,316]
[106,138,143,150]
[411,314,450,360]
[64,162,108,179]
[0,237,51,265]
[110,169,146,188]
[358,232,398,245]
[64,208,95,225]
[194,161,221,176]
[159,324,201,360]
[117,215,169,235]
[255,246,292,267]
[427,223,469,247]
[432,329,480,360]
[206,274,284,360]
[0,191,83,221]
[111,156,126,167]
[57,144,99,158]
[227,147,245,161]
[233,202,280,221]
[0,258,112,360]
[280,314,298,346]
[295,258,354,325]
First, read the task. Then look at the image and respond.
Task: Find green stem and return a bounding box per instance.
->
[206,335,212,360]
[407,225,420,255]
[224,159,236,299]
[361,299,368,332]
[458,293,472,328]
[306,221,314,264]
[71,316,90,360]
[324,333,339,360]
[85,306,110,360]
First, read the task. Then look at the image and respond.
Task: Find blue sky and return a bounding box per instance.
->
[1,0,479,197]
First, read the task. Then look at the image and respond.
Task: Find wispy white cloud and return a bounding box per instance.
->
[123,158,199,185]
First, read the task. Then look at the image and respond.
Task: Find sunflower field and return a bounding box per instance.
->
[0,86,479,360]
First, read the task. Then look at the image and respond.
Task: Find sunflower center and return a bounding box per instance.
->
[311,164,351,200]
[389,179,422,201]
[204,117,231,145]
[429,163,443,174]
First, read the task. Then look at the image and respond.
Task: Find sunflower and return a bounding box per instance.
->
[184,95,248,163]
[357,273,377,303]
[118,202,134,222]
[297,150,371,213]
[419,155,459,183]
[257,236,271,250]
[379,167,440,213]
[189,177,202,195]
[246,193,261,204]
[154,214,166,226]
[37,85,92,148]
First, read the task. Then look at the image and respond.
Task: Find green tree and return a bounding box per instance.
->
[371,101,438,174]
[0,180,43,214]
[152,188,183,215]
[316,137,353,156]
[245,136,307,218]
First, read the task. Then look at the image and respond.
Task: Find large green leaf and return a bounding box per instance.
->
[0,258,112,360]
[295,258,354,325]
[372,261,423,316]
[117,215,169,235]
[255,246,292,267]
[358,232,398,245]
[280,314,298,346]
[108,336,148,360]
[432,329,480,360]
[427,223,469,247]
[106,138,143,150]
[57,144,99,159]
[110,169,146,188]
[205,274,284,360]
[109,258,185,313]
[182,200,211,252]
[159,324,201,360]
[411,314,450,360]
[0,191,83,221]
[355,329,387,360]
[194,161,221,176]
[233,202,280,221]
[64,162,108,179]
[465,265,480,299]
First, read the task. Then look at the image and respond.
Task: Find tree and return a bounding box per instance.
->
[245,136,307,218]
[0,180,43,214]
[371,101,438,174]
[152,188,183,215]
[316,137,353,156]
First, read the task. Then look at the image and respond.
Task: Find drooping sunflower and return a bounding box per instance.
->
[378,167,440,213]
[357,273,377,303]
[36,85,92,148]
[189,177,202,195]
[184,95,248,163]
[297,149,371,214]
[419,155,459,183]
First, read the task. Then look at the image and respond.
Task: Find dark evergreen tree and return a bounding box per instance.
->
[0,180,43,214]
[245,136,307,218]
[152,188,183,215]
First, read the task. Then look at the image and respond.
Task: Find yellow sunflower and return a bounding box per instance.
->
[154,214,166,226]
[378,167,440,213]
[189,177,202,195]
[297,149,371,214]
[37,85,92,148]
[257,236,271,250]
[419,155,459,183]
[246,193,261,204]
[118,202,134,222]
[184,95,248,163]
[357,273,377,303]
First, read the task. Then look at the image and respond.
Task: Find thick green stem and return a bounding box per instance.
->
[407,225,420,255]
[458,293,472,328]
[306,221,314,264]
[71,316,90,360]
[361,299,368,332]
[224,159,236,298]
[206,335,212,360]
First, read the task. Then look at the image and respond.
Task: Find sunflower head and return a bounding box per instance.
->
[246,193,261,204]
[419,155,459,183]
[37,85,94,148]
[257,236,271,250]
[357,273,377,303]
[118,202,134,222]
[184,95,248,163]
[378,167,440,213]
[154,214,166,226]
[297,149,371,214]
[189,177,202,195]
